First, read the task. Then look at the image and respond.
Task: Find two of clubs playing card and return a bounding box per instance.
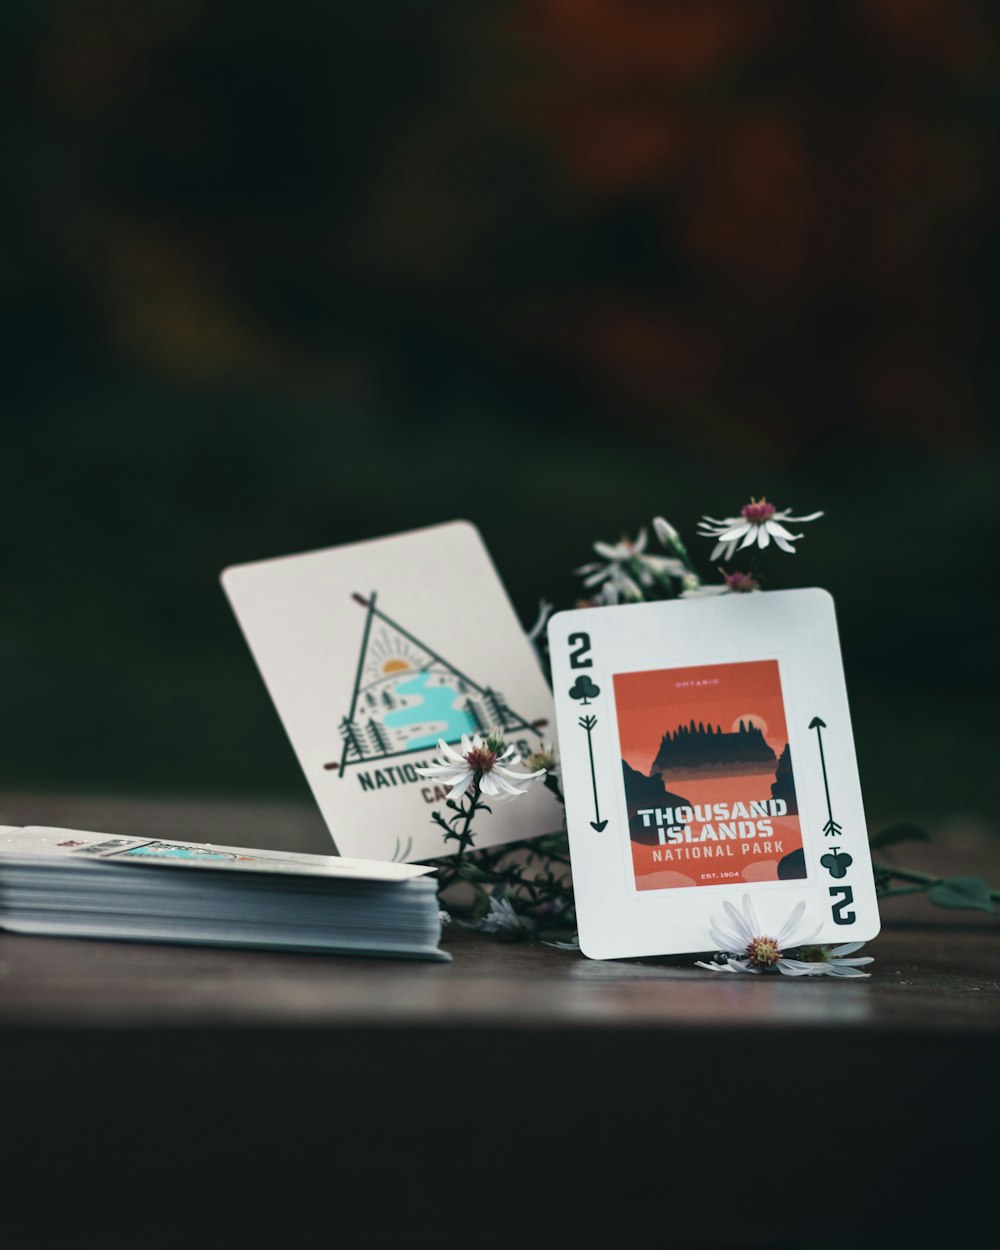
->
[549,589,880,960]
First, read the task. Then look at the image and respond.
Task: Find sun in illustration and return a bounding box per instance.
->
[382,658,411,674]
[732,713,768,736]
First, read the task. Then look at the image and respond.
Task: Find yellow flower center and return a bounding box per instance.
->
[747,936,781,968]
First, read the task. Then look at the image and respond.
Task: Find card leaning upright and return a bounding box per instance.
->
[222,521,561,862]
[548,589,880,959]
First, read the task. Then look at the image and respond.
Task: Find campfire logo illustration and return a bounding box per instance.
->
[325,593,542,777]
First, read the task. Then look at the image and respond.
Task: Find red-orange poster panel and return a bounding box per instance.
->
[613,659,806,891]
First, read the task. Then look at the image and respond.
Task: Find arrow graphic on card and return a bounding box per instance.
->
[808,716,842,837]
[578,714,608,831]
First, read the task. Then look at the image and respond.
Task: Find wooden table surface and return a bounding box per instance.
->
[1,792,998,1250]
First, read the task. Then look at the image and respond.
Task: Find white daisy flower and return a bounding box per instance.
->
[681,570,760,599]
[595,569,642,605]
[697,500,823,561]
[794,941,874,978]
[695,893,825,976]
[479,896,528,935]
[415,734,545,801]
[576,529,686,603]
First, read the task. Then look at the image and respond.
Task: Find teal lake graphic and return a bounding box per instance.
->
[381,672,476,751]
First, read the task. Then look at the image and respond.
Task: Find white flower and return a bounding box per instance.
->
[415,734,545,801]
[795,941,874,978]
[652,516,681,548]
[697,500,823,561]
[576,529,686,603]
[680,570,761,599]
[595,570,641,605]
[479,896,527,935]
[695,894,825,976]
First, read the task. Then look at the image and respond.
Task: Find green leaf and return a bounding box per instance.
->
[868,822,931,850]
[928,877,997,915]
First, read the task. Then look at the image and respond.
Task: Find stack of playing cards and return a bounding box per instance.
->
[0,827,447,961]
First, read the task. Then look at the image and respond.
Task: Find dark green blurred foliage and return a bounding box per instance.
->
[2,1,998,821]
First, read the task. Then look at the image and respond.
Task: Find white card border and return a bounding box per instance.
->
[548,589,881,960]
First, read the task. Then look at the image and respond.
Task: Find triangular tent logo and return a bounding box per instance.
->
[324,593,544,776]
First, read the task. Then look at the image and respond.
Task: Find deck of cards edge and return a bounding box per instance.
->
[548,589,881,961]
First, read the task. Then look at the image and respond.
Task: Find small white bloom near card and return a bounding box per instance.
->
[222,521,561,862]
[548,589,880,959]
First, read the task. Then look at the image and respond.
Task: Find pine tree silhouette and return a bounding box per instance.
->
[653,720,775,772]
[340,717,367,761]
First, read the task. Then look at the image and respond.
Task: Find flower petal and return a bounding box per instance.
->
[776,959,826,976]
[709,924,744,953]
[741,894,764,941]
[775,900,806,947]
[722,900,754,946]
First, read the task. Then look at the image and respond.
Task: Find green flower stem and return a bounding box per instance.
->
[452,775,483,865]
[874,861,1000,903]
[543,773,564,805]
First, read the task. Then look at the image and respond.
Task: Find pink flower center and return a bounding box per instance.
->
[741,500,776,523]
[464,745,497,773]
[725,571,760,593]
[746,936,781,968]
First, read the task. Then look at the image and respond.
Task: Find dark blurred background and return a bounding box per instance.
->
[4,0,998,827]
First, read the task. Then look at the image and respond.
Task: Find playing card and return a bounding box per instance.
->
[548,589,880,959]
[222,521,560,861]
[0,826,435,880]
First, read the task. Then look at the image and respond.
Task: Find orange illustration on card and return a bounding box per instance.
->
[614,659,805,891]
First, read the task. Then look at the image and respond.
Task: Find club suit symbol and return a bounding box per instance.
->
[568,675,600,705]
[820,848,852,879]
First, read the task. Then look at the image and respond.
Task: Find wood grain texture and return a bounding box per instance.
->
[0,795,997,1248]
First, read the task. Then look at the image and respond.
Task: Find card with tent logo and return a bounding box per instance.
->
[222,521,561,862]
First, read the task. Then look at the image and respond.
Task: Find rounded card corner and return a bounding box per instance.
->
[802,586,836,610]
[545,608,576,640]
[578,933,611,961]
[448,518,483,542]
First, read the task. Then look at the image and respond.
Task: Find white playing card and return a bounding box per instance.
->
[548,589,880,959]
[222,521,560,862]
